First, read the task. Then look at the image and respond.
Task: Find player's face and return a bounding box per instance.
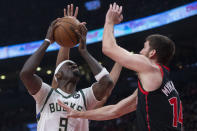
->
[62,61,81,79]
[140,41,151,57]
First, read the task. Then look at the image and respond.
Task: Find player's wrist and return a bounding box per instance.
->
[105,20,115,25]
[95,68,109,81]
[44,38,52,44]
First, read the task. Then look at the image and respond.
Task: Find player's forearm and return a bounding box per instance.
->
[102,23,118,56]
[51,47,70,88]
[101,63,122,98]
[110,63,122,85]
[79,50,103,76]
[20,41,50,76]
[56,47,70,66]
[78,92,137,120]
[77,105,120,120]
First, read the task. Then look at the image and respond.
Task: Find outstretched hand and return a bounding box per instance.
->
[64,4,79,18]
[105,3,123,25]
[58,100,81,118]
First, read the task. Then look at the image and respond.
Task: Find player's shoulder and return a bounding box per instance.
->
[79,83,97,97]
[42,82,52,88]
[137,54,154,68]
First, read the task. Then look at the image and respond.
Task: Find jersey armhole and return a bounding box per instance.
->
[36,89,53,121]
[79,90,87,110]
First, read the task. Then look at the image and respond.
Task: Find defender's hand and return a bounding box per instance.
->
[58,100,81,118]
[105,3,123,25]
[64,4,79,18]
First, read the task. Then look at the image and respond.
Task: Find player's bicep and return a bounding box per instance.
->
[82,85,100,110]
[21,73,42,95]
[92,76,113,101]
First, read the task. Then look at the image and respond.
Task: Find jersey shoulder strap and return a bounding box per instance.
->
[36,88,53,121]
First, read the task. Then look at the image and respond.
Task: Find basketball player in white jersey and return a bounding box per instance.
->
[20,4,122,131]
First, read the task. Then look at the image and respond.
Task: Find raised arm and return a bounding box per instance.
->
[94,63,122,108]
[76,24,114,101]
[51,4,78,88]
[102,3,152,73]
[58,89,138,120]
[20,19,58,95]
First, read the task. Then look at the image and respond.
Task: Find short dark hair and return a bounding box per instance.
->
[146,34,175,65]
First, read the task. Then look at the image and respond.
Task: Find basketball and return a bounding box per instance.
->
[54,16,80,47]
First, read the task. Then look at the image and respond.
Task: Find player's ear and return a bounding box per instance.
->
[55,71,63,80]
[149,49,156,58]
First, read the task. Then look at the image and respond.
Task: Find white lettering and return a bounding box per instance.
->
[162,81,176,97]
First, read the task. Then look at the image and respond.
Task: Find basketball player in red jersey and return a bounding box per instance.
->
[58,3,183,131]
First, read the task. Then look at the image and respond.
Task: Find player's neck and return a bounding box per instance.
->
[149,58,158,65]
[58,81,76,94]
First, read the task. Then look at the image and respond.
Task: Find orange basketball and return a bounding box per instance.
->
[54,16,80,47]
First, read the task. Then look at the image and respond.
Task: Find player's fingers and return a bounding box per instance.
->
[57,100,65,107]
[75,29,82,38]
[67,114,71,118]
[54,18,61,25]
[67,114,76,118]
[115,4,119,12]
[64,8,66,17]
[67,5,71,16]
[120,14,123,21]
[51,18,59,26]
[79,23,87,33]
[53,23,59,31]
[58,100,70,111]
[74,7,79,18]
[109,4,112,10]
[118,6,123,15]
[70,4,73,16]
[113,2,116,10]
[81,22,87,25]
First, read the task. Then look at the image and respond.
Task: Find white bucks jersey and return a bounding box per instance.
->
[32,82,99,131]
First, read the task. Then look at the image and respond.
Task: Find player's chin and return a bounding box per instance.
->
[73,70,81,77]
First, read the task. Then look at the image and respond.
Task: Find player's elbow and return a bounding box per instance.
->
[97,76,114,100]
[19,69,30,81]
[105,77,114,91]
[102,45,111,56]
[102,41,112,55]
[104,78,114,98]
[110,106,122,118]
[20,70,26,80]
[102,43,117,58]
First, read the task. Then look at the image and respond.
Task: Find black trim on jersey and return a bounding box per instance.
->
[36,88,53,121]
[55,89,76,98]
[79,90,87,110]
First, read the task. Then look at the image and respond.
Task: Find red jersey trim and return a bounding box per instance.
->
[146,95,151,131]
[163,65,170,71]
[156,64,164,78]
[138,80,148,95]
